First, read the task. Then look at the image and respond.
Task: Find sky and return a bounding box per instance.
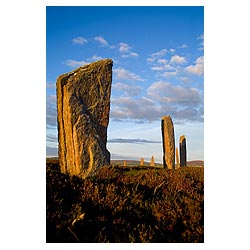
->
[46,6,204,162]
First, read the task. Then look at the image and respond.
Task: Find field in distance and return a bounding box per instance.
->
[46,158,204,168]
[111,159,204,168]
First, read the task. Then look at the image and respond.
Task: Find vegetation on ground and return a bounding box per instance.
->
[46,159,204,243]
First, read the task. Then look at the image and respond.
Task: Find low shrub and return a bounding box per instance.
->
[46,162,204,243]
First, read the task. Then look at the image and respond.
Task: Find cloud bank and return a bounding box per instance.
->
[111,81,203,123]
[113,82,142,96]
[46,95,57,128]
[108,138,161,144]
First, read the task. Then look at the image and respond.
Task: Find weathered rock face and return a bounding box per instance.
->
[56,59,113,178]
[179,135,187,167]
[176,147,180,169]
[161,115,175,169]
[140,158,144,166]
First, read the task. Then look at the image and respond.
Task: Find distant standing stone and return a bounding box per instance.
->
[140,158,144,166]
[161,115,175,169]
[176,147,180,169]
[150,156,155,166]
[179,135,187,167]
[56,59,113,178]
[123,160,127,167]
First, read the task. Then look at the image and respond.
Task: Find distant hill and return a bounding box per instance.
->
[111,160,162,167]
[187,160,204,167]
[46,157,204,168]
[111,159,204,167]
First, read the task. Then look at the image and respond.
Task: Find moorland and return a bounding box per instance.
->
[46,158,204,243]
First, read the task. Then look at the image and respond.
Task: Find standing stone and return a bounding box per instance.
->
[161,115,175,169]
[176,147,180,169]
[123,160,127,167]
[179,135,187,167]
[150,156,155,166]
[140,158,144,166]
[57,59,113,178]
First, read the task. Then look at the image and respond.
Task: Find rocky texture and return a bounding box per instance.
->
[140,158,144,166]
[176,147,180,169]
[161,115,175,169]
[179,135,187,167]
[57,59,113,178]
[150,156,155,166]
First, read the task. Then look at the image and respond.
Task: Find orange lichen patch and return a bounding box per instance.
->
[180,135,186,143]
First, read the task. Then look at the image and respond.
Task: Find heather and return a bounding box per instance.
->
[46,159,204,243]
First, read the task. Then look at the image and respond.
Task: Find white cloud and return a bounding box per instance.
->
[113,82,142,96]
[113,68,144,82]
[121,52,139,58]
[72,37,88,45]
[161,71,177,78]
[179,44,188,49]
[94,36,109,46]
[152,49,167,58]
[66,55,104,67]
[129,52,139,57]
[118,42,139,58]
[157,59,168,64]
[147,49,167,63]
[170,48,175,53]
[150,58,173,72]
[180,77,190,83]
[65,59,88,67]
[151,64,174,71]
[197,34,204,40]
[119,42,132,52]
[185,56,204,76]
[197,34,204,51]
[151,66,164,71]
[170,55,187,64]
[91,55,103,61]
[148,50,186,77]
[122,53,138,58]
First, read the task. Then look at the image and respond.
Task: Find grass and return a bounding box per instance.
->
[46,158,204,243]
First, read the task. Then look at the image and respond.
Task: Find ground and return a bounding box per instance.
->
[46,158,204,243]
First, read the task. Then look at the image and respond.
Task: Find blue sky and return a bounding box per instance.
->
[46,6,204,162]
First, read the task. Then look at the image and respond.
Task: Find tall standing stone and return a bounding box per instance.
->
[140,158,144,166]
[56,59,113,178]
[176,147,180,169]
[179,135,187,167]
[150,156,155,166]
[161,115,175,169]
